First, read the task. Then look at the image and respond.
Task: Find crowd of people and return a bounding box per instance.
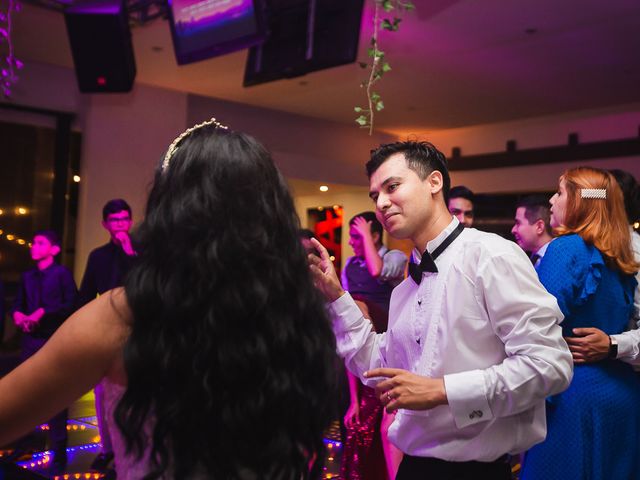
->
[0,120,639,480]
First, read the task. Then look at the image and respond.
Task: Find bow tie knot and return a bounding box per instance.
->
[408,223,465,285]
[408,252,438,284]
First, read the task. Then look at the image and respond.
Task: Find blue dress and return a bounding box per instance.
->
[521,234,640,480]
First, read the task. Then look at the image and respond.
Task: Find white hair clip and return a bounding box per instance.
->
[581,188,606,199]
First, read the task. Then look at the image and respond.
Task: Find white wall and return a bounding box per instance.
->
[5,60,640,279]
[75,85,187,279]
[400,104,640,193]
[186,94,396,186]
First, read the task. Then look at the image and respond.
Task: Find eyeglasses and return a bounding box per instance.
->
[106,217,131,224]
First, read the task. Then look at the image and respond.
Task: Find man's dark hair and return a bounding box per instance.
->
[366,141,451,200]
[516,195,552,235]
[448,185,474,204]
[102,198,132,221]
[33,229,61,247]
[298,228,314,240]
[349,211,383,238]
[610,169,640,224]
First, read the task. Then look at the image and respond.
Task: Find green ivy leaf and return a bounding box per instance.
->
[381,0,394,12]
[355,115,369,126]
[382,62,391,72]
[381,19,393,31]
[371,92,381,102]
[376,101,385,111]
[354,106,363,112]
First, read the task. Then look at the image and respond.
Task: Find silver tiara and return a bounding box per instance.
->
[581,188,606,199]
[162,118,229,171]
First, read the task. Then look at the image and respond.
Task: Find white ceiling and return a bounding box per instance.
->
[10,0,640,134]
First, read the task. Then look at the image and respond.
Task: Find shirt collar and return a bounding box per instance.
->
[412,217,460,262]
[534,239,552,258]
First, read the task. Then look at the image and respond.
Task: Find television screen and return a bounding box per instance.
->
[243,0,364,87]
[168,0,266,65]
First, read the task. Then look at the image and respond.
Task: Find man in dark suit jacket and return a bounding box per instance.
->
[77,198,136,472]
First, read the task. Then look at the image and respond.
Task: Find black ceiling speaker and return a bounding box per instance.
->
[64,0,136,93]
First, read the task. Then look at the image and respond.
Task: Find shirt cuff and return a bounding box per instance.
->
[327,292,362,331]
[612,332,639,360]
[444,370,494,429]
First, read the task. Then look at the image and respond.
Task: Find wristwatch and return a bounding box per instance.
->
[607,336,618,359]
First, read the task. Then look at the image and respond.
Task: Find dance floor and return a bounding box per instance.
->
[0,391,343,479]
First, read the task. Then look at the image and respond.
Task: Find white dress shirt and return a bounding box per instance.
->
[328,218,573,461]
[611,228,640,365]
[532,240,552,268]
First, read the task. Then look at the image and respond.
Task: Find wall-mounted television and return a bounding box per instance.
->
[167,0,266,65]
[243,0,364,87]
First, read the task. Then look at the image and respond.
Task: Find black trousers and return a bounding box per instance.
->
[20,335,68,453]
[397,454,512,480]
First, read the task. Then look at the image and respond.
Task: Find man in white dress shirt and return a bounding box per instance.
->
[309,141,573,480]
[511,194,554,268]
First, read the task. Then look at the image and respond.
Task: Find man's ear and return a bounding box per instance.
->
[535,219,545,235]
[51,245,61,257]
[428,170,444,195]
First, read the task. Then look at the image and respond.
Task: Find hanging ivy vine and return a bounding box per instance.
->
[0,0,23,98]
[355,0,414,135]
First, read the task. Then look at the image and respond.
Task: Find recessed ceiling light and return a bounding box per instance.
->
[319,185,329,192]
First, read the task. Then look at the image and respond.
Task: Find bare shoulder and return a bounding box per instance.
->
[56,288,131,363]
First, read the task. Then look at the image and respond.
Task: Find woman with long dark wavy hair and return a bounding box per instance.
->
[521,167,640,480]
[0,120,339,479]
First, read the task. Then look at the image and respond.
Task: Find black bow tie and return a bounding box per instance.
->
[409,223,465,284]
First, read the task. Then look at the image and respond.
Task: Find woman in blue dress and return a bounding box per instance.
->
[522,167,640,480]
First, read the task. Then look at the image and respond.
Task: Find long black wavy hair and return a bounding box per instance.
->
[115,124,339,479]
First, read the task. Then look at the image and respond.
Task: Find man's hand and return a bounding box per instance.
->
[114,231,136,256]
[365,368,448,413]
[351,216,374,241]
[308,238,345,303]
[565,327,610,364]
[14,311,37,333]
[13,311,28,331]
[29,307,45,322]
[344,401,360,428]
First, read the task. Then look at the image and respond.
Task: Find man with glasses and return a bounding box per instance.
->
[78,198,136,474]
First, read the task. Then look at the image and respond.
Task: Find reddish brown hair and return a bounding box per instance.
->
[556,167,639,275]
